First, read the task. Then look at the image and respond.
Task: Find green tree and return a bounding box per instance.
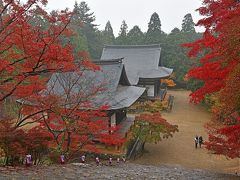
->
[116,20,128,45]
[67,33,89,56]
[132,113,178,150]
[171,27,181,34]
[160,27,201,87]
[127,25,144,45]
[72,1,96,28]
[101,21,115,45]
[181,13,196,33]
[71,1,102,59]
[145,12,163,43]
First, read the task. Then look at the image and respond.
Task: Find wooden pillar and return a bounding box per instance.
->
[157,79,160,96]
[154,79,160,97]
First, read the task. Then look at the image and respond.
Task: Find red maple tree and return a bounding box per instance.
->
[184,0,240,158]
[0,119,51,165]
[0,0,81,102]
[0,0,121,163]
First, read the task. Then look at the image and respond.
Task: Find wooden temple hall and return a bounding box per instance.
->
[31,44,173,153]
[100,44,173,99]
[46,59,145,143]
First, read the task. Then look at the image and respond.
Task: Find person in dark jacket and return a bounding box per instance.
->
[194,135,199,149]
[198,136,203,148]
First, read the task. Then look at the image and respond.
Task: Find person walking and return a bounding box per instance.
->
[109,157,112,166]
[60,154,65,164]
[198,136,203,148]
[194,135,199,149]
[95,156,100,166]
[81,155,85,163]
[25,154,32,166]
[122,156,126,162]
[117,157,120,164]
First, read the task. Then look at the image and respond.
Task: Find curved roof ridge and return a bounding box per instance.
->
[104,44,161,49]
[121,64,132,86]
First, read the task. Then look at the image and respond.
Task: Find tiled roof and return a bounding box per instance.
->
[46,60,145,110]
[101,44,173,85]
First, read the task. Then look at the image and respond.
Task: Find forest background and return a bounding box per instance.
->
[70,1,202,90]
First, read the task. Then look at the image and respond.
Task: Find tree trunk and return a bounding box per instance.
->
[142,141,146,150]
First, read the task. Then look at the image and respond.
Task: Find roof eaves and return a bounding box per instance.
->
[103,44,161,49]
[92,58,124,65]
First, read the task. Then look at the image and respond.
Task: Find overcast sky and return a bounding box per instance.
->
[47,0,204,35]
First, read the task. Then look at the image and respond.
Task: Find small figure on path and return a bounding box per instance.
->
[109,157,112,166]
[60,154,65,164]
[198,136,203,148]
[25,154,32,166]
[95,156,100,166]
[194,135,199,149]
[81,155,85,163]
[122,156,126,162]
[117,157,120,164]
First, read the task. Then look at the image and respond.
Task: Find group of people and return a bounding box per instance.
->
[60,154,126,165]
[25,153,126,166]
[95,156,126,166]
[194,135,203,149]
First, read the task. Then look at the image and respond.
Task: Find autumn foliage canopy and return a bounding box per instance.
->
[184,0,240,158]
[0,0,121,165]
[133,113,178,145]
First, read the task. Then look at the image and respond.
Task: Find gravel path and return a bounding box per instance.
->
[134,90,240,174]
[0,163,239,180]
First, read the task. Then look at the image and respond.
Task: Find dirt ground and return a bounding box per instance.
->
[1,163,239,180]
[134,90,240,174]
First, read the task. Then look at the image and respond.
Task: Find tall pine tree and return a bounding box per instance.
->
[72,1,96,28]
[102,21,115,45]
[116,20,128,45]
[145,12,163,44]
[127,25,144,45]
[181,13,196,33]
[171,27,181,34]
[71,1,102,59]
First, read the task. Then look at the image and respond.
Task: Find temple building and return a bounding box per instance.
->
[46,59,145,139]
[101,44,173,99]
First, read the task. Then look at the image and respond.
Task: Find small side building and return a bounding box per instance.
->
[101,44,173,100]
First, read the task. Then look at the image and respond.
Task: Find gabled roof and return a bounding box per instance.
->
[46,59,145,110]
[92,59,131,86]
[101,44,172,85]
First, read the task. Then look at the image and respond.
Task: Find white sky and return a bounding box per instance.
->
[46,0,205,35]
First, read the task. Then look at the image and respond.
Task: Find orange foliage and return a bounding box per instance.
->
[161,79,176,87]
